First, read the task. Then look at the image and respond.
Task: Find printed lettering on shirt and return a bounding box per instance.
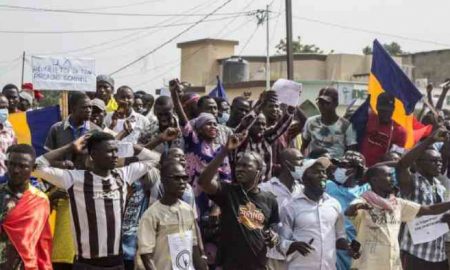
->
[237,201,265,230]
[368,208,400,225]
[93,190,121,200]
[368,131,390,147]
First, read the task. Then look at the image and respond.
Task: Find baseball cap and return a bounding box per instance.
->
[298,157,331,180]
[91,98,106,111]
[19,91,33,105]
[96,74,115,88]
[332,150,366,169]
[317,87,338,104]
[377,92,395,109]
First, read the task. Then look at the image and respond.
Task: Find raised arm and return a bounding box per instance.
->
[169,79,189,126]
[418,201,450,216]
[264,106,295,143]
[143,127,181,150]
[198,133,246,194]
[34,136,88,189]
[436,83,449,110]
[42,134,88,163]
[396,128,446,196]
[426,83,435,109]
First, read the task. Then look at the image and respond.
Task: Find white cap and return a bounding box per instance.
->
[298,157,331,180]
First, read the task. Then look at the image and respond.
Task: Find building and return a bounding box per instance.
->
[176,38,406,115]
[402,49,450,110]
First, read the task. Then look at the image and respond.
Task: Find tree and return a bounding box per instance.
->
[276,36,324,54]
[362,42,405,56]
[362,46,372,55]
[38,91,61,107]
[384,42,403,56]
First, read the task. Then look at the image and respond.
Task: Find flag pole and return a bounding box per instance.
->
[21,51,25,86]
[60,91,69,119]
[265,4,270,91]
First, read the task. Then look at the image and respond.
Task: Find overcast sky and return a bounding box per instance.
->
[0,0,448,94]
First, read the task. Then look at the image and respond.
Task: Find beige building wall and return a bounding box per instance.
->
[326,54,369,81]
[177,39,238,87]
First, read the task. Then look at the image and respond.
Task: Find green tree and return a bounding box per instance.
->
[362,42,406,56]
[362,46,372,55]
[276,36,324,54]
[37,91,61,108]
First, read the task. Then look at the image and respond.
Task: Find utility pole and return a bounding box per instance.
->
[265,5,270,90]
[285,0,294,80]
[21,51,25,86]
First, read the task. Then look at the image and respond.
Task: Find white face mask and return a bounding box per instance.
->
[290,165,303,181]
[0,108,8,124]
[218,112,230,124]
[333,167,348,184]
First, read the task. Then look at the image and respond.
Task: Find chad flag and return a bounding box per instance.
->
[8,106,61,156]
[368,39,423,148]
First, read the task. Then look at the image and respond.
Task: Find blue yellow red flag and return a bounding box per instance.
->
[368,39,423,148]
[8,106,61,156]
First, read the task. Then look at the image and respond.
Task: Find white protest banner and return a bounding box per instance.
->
[32,56,96,91]
[168,230,194,270]
[407,214,449,245]
[272,79,303,107]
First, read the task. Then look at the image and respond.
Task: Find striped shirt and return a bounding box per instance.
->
[231,111,293,181]
[400,173,447,262]
[34,149,160,259]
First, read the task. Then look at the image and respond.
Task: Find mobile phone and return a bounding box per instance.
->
[350,240,361,252]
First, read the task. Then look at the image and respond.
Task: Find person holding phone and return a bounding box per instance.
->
[325,151,369,270]
[279,158,360,270]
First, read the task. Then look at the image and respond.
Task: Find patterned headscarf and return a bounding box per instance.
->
[341,150,366,169]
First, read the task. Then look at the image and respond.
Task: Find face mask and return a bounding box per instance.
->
[218,112,230,125]
[333,168,348,184]
[290,165,303,181]
[0,108,8,124]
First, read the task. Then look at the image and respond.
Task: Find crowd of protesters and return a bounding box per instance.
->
[2,74,450,270]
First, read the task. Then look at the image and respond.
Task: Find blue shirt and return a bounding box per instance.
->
[325,180,370,270]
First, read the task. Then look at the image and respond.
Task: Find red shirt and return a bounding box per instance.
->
[360,111,406,166]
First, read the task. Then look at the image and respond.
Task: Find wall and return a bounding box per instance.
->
[403,50,450,84]
[178,40,237,87]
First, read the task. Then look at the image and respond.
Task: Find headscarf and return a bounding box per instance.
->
[361,191,395,212]
[191,112,216,130]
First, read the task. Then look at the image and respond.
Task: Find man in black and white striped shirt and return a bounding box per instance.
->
[34,132,160,269]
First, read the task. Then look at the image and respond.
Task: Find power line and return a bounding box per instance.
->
[109,0,234,75]
[238,25,261,55]
[72,0,163,11]
[33,0,214,55]
[293,15,450,48]
[0,14,246,34]
[132,13,256,87]
[132,0,261,87]
[0,4,252,17]
[268,0,283,54]
[119,14,255,81]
